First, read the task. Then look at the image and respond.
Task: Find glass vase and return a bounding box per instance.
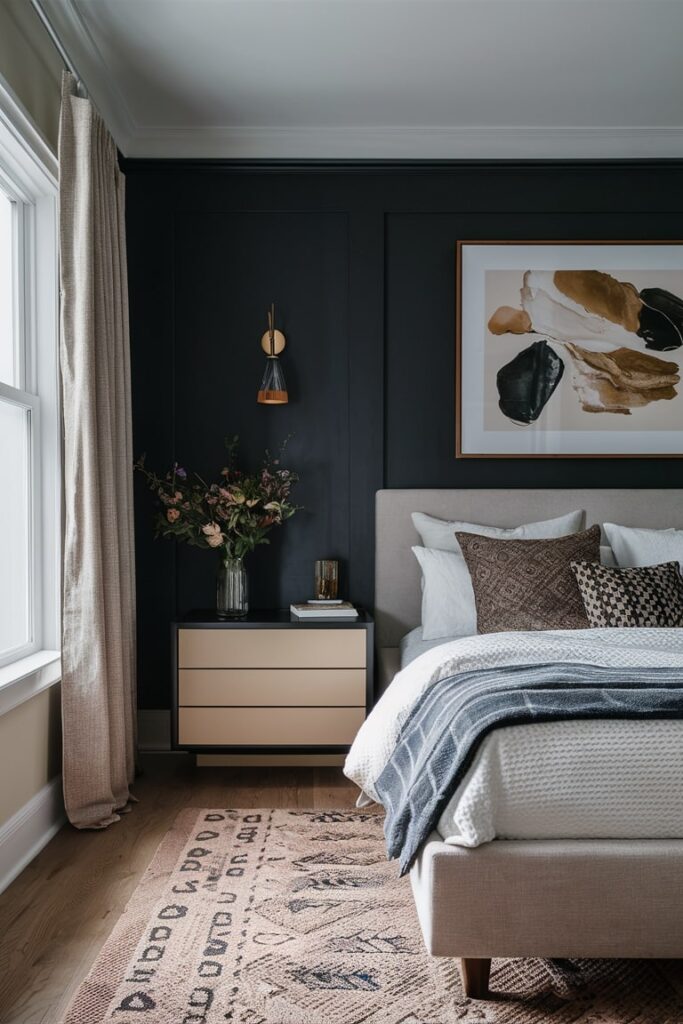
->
[217,555,248,618]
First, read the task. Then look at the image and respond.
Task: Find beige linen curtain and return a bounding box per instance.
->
[59,72,137,828]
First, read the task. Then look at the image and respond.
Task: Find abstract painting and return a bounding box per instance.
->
[456,241,683,457]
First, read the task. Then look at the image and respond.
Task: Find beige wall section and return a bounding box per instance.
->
[0,3,62,832]
[0,1,63,152]
[0,2,62,831]
[0,685,62,827]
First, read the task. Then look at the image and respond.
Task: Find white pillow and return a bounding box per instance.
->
[412,546,475,640]
[412,509,585,552]
[600,544,617,567]
[604,523,683,570]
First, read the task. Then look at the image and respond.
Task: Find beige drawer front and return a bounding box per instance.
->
[178,628,366,669]
[179,668,366,707]
[178,707,365,746]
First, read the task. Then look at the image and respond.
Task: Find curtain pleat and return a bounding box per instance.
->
[59,72,137,829]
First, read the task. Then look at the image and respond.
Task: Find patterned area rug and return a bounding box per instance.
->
[63,809,683,1023]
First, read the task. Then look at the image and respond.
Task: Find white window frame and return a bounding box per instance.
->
[0,380,41,667]
[0,73,60,706]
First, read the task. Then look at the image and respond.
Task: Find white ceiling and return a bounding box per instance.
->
[37,0,683,159]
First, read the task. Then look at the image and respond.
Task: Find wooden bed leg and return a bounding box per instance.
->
[460,957,491,999]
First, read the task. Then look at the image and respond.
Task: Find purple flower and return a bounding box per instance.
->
[174,464,187,479]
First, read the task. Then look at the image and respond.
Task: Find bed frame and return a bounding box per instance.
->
[375,488,683,998]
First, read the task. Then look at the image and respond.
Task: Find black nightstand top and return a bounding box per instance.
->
[176,608,373,628]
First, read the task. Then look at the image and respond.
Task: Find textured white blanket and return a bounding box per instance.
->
[344,628,683,847]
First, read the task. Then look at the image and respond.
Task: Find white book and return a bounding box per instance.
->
[290,602,358,619]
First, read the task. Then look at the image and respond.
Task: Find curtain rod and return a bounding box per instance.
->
[30,0,89,97]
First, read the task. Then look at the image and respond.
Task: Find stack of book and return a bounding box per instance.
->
[290,600,358,619]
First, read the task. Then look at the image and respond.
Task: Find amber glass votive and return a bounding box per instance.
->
[314,560,339,600]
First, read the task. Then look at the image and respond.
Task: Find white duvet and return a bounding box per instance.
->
[344,628,683,848]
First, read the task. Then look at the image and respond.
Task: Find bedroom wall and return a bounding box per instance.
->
[0,1,63,152]
[0,687,61,828]
[0,5,63,875]
[124,160,683,709]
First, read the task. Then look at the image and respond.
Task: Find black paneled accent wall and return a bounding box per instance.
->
[125,160,683,708]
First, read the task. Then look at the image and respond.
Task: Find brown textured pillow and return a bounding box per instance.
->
[456,525,601,633]
[570,559,683,628]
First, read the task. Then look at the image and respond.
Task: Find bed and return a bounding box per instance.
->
[349,488,683,999]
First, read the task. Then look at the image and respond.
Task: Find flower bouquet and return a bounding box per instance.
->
[135,436,299,617]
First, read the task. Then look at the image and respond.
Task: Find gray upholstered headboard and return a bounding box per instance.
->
[375,488,683,650]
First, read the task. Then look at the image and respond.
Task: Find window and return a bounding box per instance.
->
[0,184,37,663]
[0,81,59,678]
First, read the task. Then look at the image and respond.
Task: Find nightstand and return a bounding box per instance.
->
[172,609,373,763]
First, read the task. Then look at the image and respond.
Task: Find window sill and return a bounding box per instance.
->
[0,650,61,716]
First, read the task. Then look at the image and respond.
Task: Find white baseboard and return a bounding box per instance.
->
[138,709,171,751]
[0,775,65,895]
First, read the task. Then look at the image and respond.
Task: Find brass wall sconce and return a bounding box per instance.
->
[257,304,288,404]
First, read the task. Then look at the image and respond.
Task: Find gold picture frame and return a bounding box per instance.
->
[456,240,683,459]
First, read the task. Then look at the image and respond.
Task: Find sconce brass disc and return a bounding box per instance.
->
[261,329,286,355]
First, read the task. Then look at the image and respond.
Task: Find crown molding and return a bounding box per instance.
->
[33,4,683,161]
[34,0,137,147]
[121,125,683,161]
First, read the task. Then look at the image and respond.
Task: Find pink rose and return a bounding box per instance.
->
[202,522,224,548]
[167,508,180,523]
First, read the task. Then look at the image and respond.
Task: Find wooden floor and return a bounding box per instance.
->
[0,754,358,1024]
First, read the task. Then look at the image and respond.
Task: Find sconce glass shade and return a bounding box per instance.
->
[257,355,288,404]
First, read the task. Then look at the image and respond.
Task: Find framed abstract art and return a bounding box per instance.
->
[456,241,683,458]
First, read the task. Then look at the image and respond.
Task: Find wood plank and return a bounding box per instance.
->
[0,754,359,1024]
[314,765,369,809]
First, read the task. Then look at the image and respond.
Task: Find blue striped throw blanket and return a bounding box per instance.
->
[374,662,683,875]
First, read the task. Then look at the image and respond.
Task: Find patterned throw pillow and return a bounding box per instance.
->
[570,560,683,628]
[455,525,601,633]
